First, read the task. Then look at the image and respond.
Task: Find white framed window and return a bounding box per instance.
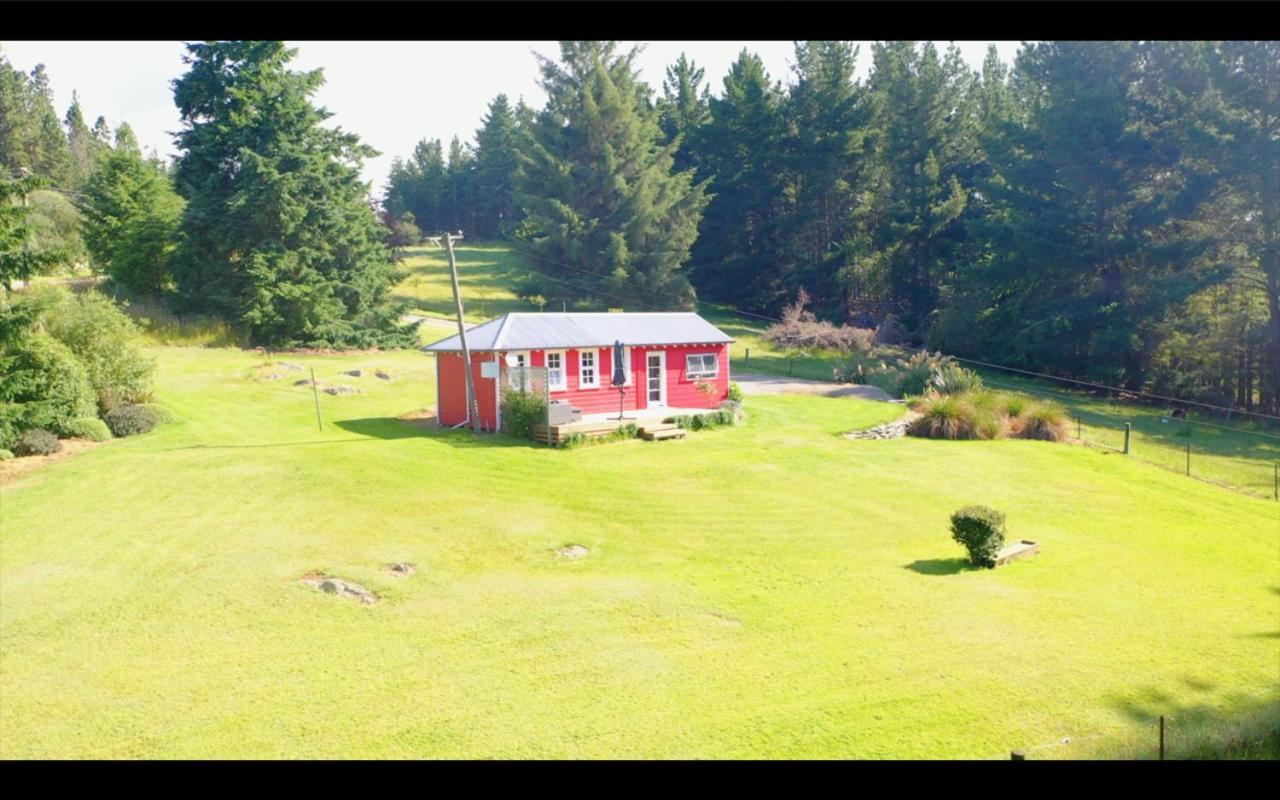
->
[579,349,598,388]
[686,353,719,380]
[545,350,566,391]
[507,351,531,390]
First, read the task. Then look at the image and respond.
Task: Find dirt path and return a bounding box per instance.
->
[733,372,895,402]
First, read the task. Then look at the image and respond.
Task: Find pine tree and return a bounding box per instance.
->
[0,175,63,290]
[64,92,104,187]
[170,41,414,348]
[444,135,474,232]
[860,42,977,329]
[778,41,871,315]
[515,42,710,310]
[0,55,74,185]
[384,138,447,234]
[83,137,184,295]
[657,53,711,177]
[689,49,788,309]
[471,94,522,238]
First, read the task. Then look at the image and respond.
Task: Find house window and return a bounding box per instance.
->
[579,349,598,388]
[620,346,632,386]
[686,353,719,380]
[507,352,531,391]
[546,350,566,391]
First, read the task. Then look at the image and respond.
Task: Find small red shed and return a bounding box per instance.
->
[422,312,735,431]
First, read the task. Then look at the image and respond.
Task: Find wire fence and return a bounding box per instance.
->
[978,377,1280,502]
[989,688,1280,760]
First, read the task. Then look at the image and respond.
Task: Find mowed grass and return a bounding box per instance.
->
[1,345,1277,758]
[394,243,533,324]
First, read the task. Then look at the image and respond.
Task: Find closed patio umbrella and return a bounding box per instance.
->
[612,340,629,420]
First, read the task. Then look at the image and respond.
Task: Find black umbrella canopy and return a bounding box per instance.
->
[611,340,627,387]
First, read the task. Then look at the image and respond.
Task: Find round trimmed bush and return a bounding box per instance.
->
[104,404,159,438]
[0,449,14,461]
[64,417,112,442]
[12,429,62,457]
[950,505,1007,568]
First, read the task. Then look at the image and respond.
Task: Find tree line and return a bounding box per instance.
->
[2,42,415,349]
[383,41,1278,416]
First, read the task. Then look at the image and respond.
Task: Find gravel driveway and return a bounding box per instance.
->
[733,372,895,402]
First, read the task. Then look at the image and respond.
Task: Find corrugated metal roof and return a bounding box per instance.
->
[421,312,734,352]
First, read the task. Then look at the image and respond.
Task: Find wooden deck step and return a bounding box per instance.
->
[637,422,679,434]
[641,427,686,441]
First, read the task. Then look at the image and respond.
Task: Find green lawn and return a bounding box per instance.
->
[394,243,535,324]
[1,345,1276,758]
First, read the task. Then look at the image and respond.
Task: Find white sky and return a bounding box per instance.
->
[0,40,1024,196]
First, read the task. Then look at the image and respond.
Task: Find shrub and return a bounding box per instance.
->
[930,364,983,395]
[1000,392,1028,419]
[134,403,176,424]
[763,289,875,352]
[727,382,744,404]
[895,351,952,397]
[561,432,587,449]
[0,332,97,446]
[64,417,112,442]
[0,449,15,461]
[1016,401,1070,442]
[12,429,61,457]
[41,288,155,411]
[500,389,548,440]
[695,379,718,404]
[950,506,1007,568]
[908,393,983,440]
[874,314,911,346]
[104,404,159,438]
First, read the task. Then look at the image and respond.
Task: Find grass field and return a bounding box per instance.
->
[1,344,1276,758]
[390,244,1280,500]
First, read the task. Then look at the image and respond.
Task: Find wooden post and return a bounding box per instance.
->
[789,357,794,377]
[745,347,750,366]
[1274,462,1277,501]
[1123,422,1131,455]
[1186,443,1191,476]
[310,368,322,432]
[443,232,480,433]
[1159,715,1165,760]
[1011,750,1026,761]
[1077,417,1082,440]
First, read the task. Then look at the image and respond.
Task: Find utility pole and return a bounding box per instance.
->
[442,231,481,432]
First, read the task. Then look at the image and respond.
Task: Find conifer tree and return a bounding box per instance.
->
[170,41,414,348]
[515,41,710,310]
[657,54,711,177]
[689,50,788,309]
[471,94,522,238]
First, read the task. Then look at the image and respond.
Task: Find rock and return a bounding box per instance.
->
[323,385,362,395]
[342,369,363,377]
[276,362,304,372]
[294,378,316,386]
[843,412,921,441]
[556,544,589,559]
[375,369,395,381]
[260,372,286,381]
[389,562,417,575]
[304,574,378,604]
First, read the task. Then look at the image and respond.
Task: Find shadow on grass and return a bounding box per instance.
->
[905,558,979,576]
[1098,682,1280,759]
[333,417,538,449]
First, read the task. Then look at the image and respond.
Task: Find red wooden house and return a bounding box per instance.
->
[422,312,735,431]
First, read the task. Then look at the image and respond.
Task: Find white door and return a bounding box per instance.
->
[646,351,666,407]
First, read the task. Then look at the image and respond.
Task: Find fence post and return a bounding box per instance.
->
[1123,423,1131,455]
[1159,715,1165,761]
[1077,417,1082,441]
[1186,443,1191,476]
[1274,462,1277,501]
[1011,750,1026,761]
[310,368,323,432]
[745,347,750,366]
[789,357,794,377]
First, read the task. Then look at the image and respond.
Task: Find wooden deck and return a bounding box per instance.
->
[531,412,692,445]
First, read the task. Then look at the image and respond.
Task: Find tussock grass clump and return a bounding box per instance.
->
[909,393,985,440]
[64,417,112,442]
[1016,401,1070,442]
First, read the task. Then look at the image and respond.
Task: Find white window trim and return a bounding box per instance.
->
[506,350,531,391]
[545,350,567,392]
[614,346,633,387]
[579,349,599,389]
[686,352,720,381]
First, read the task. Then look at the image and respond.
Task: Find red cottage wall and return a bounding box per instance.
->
[436,351,501,430]
[658,343,731,409]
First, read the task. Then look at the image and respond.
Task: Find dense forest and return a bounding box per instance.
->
[3,41,1277,414]
[384,41,1278,416]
